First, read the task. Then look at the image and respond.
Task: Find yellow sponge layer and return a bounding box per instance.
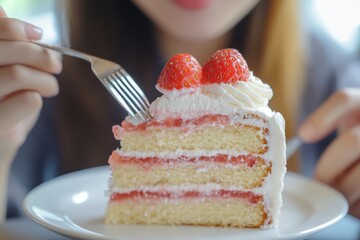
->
[105,198,267,228]
[121,125,267,154]
[111,160,270,189]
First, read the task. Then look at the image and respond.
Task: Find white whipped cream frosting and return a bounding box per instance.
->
[149,72,274,120]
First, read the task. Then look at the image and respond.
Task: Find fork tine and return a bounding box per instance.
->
[104,76,143,123]
[113,71,152,120]
[110,73,148,120]
[117,68,150,107]
[114,70,150,111]
[107,75,146,123]
[103,77,140,122]
[107,74,148,123]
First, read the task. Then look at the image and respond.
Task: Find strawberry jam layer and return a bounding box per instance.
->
[112,113,268,140]
[110,190,262,204]
[123,114,230,131]
[109,151,260,169]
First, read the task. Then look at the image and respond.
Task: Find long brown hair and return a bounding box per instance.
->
[249,0,305,170]
[56,0,304,173]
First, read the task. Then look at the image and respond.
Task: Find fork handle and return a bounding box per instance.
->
[286,136,303,160]
[0,157,11,224]
[32,41,94,63]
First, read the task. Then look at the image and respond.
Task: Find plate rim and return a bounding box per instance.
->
[23,166,349,240]
[23,166,109,240]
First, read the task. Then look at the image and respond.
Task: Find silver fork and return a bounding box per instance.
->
[33,41,152,124]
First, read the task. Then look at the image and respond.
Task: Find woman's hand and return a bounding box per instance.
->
[0,7,62,161]
[299,88,360,218]
[0,7,62,223]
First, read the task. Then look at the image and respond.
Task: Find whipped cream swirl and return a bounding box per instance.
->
[202,72,273,108]
[149,72,273,120]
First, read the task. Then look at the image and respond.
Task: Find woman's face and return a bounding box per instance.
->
[132,0,260,42]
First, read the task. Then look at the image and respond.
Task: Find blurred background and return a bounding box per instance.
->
[0,0,60,43]
[1,0,359,57]
[301,0,360,56]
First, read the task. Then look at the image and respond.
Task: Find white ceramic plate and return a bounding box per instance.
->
[23,166,348,240]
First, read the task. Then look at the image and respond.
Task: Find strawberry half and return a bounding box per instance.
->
[202,49,250,84]
[157,53,202,91]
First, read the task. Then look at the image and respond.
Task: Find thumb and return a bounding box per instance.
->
[298,89,360,143]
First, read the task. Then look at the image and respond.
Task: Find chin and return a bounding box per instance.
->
[133,0,259,44]
[172,29,228,43]
[160,17,234,43]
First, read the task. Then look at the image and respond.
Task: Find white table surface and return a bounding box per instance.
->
[1,215,359,240]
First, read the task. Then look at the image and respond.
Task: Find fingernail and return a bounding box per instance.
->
[24,23,43,39]
[0,6,7,17]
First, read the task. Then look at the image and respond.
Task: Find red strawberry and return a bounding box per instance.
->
[157,53,202,91]
[202,49,250,84]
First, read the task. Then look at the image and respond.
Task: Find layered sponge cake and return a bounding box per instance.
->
[105,49,286,228]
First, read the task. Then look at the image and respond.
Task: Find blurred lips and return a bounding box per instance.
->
[172,0,212,10]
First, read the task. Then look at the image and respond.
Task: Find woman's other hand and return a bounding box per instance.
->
[299,88,360,218]
[0,6,62,161]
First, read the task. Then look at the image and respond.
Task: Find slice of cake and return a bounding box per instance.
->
[105,49,286,228]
